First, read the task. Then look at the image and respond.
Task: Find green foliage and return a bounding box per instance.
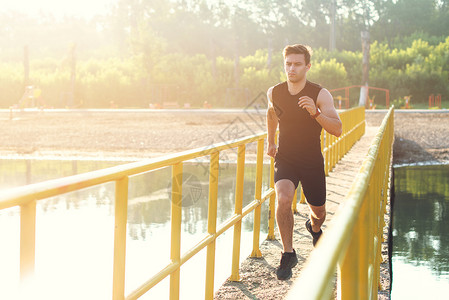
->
[308,58,349,89]
[239,50,281,100]
[0,62,23,107]
[369,38,449,104]
[1,36,448,108]
[391,98,406,108]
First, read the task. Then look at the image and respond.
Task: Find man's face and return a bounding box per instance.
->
[284,53,310,83]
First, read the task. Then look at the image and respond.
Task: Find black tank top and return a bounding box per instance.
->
[272,80,324,167]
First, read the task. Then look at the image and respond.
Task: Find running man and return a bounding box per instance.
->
[266,44,342,280]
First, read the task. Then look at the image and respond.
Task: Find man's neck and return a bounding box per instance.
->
[287,78,307,95]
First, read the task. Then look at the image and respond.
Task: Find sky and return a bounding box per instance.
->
[0,0,118,20]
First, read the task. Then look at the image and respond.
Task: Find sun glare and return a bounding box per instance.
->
[2,0,117,20]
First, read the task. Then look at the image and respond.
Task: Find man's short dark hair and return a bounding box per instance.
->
[283,44,312,65]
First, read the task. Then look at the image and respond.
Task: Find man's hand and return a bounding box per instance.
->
[267,143,277,158]
[298,96,317,116]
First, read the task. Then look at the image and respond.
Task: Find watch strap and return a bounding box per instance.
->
[311,108,321,119]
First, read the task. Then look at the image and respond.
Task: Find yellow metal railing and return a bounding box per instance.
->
[0,106,365,300]
[286,106,394,300]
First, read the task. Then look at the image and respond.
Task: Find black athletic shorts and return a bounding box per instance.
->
[274,155,326,206]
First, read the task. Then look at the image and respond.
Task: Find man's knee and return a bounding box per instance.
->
[277,192,293,208]
[275,180,295,209]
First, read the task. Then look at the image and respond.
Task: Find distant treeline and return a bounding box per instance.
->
[1,37,448,109]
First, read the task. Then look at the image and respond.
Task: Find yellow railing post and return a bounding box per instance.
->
[329,132,333,172]
[320,129,324,153]
[292,188,298,213]
[338,222,360,299]
[112,176,129,300]
[267,151,276,240]
[336,131,341,162]
[368,176,377,299]
[333,133,337,170]
[230,145,245,281]
[20,200,36,284]
[358,199,369,298]
[170,163,183,300]
[342,111,347,157]
[251,139,264,258]
[300,189,306,204]
[325,131,330,176]
[329,134,333,171]
[376,152,384,292]
[348,111,353,151]
[320,129,326,179]
[205,152,219,299]
[359,109,363,139]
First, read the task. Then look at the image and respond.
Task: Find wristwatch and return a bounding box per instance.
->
[311,108,321,119]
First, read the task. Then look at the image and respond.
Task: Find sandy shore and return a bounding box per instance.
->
[1,109,449,165]
[0,109,265,161]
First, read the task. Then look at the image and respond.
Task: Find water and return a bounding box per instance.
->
[392,164,449,300]
[0,154,272,299]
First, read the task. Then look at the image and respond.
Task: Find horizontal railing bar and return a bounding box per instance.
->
[125,260,181,300]
[0,131,268,210]
[261,188,275,202]
[321,119,364,154]
[126,187,276,299]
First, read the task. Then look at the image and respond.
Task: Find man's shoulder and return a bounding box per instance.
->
[271,81,287,97]
[273,81,287,90]
[268,82,287,102]
[268,81,286,91]
[306,80,323,91]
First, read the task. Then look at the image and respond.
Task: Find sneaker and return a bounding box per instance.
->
[276,249,298,280]
[305,219,323,247]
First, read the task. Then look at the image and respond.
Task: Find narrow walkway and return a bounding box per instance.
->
[214,123,391,299]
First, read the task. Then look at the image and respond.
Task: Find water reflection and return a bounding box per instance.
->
[0,158,124,189]
[0,157,272,299]
[127,161,270,235]
[392,164,449,299]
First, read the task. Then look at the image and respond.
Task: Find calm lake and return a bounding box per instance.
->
[392,164,449,300]
[5,158,447,299]
[0,157,271,299]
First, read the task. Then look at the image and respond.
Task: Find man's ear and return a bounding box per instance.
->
[306,63,311,71]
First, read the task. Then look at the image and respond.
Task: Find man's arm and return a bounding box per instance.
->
[315,89,342,137]
[266,87,279,157]
[298,88,342,137]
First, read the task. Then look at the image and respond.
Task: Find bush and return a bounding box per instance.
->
[307,58,349,89]
[1,37,447,108]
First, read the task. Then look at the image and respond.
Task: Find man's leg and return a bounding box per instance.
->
[275,179,298,280]
[275,179,296,253]
[305,203,326,246]
[300,164,326,246]
[308,203,326,232]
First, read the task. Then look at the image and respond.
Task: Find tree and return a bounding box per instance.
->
[371,0,435,44]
